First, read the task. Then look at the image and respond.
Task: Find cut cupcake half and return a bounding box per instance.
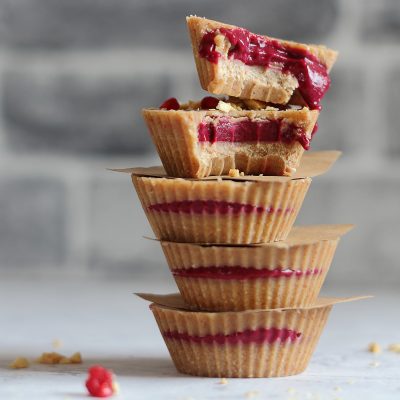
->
[160,225,353,311]
[187,16,338,109]
[115,151,340,244]
[137,293,369,378]
[143,97,319,178]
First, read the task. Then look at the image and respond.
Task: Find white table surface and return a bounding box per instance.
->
[1,277,399,400]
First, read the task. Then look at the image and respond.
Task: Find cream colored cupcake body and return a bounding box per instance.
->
[138,294,368,378]
[133,174,309,244]
[161,225,353,311]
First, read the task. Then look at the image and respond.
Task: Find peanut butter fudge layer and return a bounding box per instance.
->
[160,225,353,311]
[132,175,310,244]
[138,294,368,378]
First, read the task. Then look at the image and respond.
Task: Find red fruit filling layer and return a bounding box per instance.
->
[163,327,301,344]
[148,200,295,215]
[199,28,330,110]
[198,117,311,150]
[172,266,321,280]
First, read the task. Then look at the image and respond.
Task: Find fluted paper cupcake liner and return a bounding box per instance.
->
[132,175,310,244]
[150,301,331,377]
[143,108,318,178]
[160,225,351,310]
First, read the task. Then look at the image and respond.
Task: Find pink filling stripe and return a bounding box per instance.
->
[172,266,321,280]
[148,200,294,215]
[163,327,301,344]
[198,117,311,150]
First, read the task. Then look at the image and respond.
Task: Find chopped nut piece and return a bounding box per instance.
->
[69,352,82,364]
[287,388,296,394]
[388,343,400,353]
[368,342,381,354]
[216,100,234,113]
[228,169,240,178]
[219,377,228,385]
[334,386,342,392]
[37,352,64,364]
[10,357,29,369]
[214,34,226,48]
[36,351,82,364]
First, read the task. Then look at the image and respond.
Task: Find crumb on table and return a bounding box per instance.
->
[368,342,381,354]
[388,343,400,353]
[37,351,82,364]
[9,357,29,369]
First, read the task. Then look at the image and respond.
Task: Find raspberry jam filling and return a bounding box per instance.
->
[199,28,330,110]
[198,117,311,150]
[172,266,321,280]
[148,200,295,215]
[163,327,301,344]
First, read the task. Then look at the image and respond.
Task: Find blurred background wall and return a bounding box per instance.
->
[0,0,399,287]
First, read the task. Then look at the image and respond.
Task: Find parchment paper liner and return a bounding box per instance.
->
[142,107,318,178]
[160,224,353,310]
[137,293,370,378]
[113,150,340,183]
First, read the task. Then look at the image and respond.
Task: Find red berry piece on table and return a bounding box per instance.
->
[85,365,115,398]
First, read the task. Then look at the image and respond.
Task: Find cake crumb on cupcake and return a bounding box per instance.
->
[216,100,235,113]
[219,378,228,385]
[228,168,240,177]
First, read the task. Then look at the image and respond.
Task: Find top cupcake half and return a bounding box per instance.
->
[142,17,338,179]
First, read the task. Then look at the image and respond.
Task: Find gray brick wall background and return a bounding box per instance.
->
[0,0,399,288]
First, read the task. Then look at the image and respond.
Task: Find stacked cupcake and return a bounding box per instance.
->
[120,17,368,378]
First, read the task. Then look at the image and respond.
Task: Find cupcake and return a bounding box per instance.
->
[187,16,338,110]
[138,293,368,378]
[143,97,319,178]
[127,151,339,244]
[160,224,353,311]
[133,174,309,244]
